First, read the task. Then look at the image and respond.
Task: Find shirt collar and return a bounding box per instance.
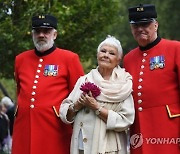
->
[35,45,56,57]
[139,36,161,51]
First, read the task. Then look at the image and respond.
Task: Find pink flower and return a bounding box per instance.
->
[80,82,101,98]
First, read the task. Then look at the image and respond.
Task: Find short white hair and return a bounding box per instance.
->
[1,96,14,107]
[97,35,123,58]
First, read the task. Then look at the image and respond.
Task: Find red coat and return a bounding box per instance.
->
[124,38,180,154]
[12,47,84,154]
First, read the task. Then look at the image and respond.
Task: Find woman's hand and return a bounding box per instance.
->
[78,92,108,122]
[79,92,99,111]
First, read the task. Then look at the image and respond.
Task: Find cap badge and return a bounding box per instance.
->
[44,65,59,76]
[137,7,144,11]
[38,15,45,19]
[149,55,165,70]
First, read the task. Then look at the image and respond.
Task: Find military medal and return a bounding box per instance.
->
[44,65,59,76]
[149,55,165,70]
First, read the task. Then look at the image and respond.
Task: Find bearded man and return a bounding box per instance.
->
[12,14,84,154]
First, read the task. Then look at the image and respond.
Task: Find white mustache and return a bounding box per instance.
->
[37,39,47,43]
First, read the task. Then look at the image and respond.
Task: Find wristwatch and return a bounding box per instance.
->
[95,106,103,115]
[69,104,79,113]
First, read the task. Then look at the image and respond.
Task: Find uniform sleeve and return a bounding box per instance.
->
[67,54,84,92]
[106,94,135,132]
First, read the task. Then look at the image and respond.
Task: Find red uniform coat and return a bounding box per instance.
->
[12,47,84,154]
[124,38,180,154]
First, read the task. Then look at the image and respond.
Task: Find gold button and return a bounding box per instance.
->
[138,100,142,104]
[142,59,146,62]
[138,85,142,89]
[30,104,35,108]
[141,65,145,69]
[139,78,143,82]
[39,59,43,62]
[38,64,42,67]
[143,53,147,56]
[34,80,38,84]
[138,107,143,111]
[35,75,39,78]
[139,71,143,75]
[137,92,142,96]
[32,86,37,89]
[31,98,35,102]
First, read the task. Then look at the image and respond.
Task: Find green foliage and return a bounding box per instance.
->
[0,0,120,78]
[0,0,180,99]
[0,78,16,102]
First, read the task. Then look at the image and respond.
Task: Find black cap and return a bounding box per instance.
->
[32,15,57,29]
[128,4,157,24]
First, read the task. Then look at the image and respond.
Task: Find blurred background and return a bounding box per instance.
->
[0,0,180,102]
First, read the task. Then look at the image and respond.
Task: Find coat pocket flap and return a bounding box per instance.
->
[166,104,180,118]
[52,106,60,117]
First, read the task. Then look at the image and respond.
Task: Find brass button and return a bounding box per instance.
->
[30,104,35,108]
[138,107,143,112]
[137,92,142,96]
[31,98,35,102]
[32,86,37,89]
[139,71,143,75]
[142,59,146,63]
[141,65,145,69]
[143,53,147,57]
[139,78,143,82]
[38,64,42,67]
[138,100,142,104]
[138,85,142,89]
[35,75,39,78]
[34,80,38,84]
[39,58,43,62]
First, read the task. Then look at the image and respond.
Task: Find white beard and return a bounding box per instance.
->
[33,37,54,52]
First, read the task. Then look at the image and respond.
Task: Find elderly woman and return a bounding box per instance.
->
[60,35,135,154]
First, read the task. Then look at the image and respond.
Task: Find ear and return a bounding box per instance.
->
[117,57,121,65]
[154,21,159,32]
[53,30,58,40]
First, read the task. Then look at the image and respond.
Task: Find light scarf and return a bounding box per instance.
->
[86,65,132,103]
[85,66,133,153]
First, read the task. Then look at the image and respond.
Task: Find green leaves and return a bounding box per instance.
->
[1,0,180,78]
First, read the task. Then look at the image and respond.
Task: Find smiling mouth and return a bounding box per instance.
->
[101,60,110,63]
[139,33,147,36]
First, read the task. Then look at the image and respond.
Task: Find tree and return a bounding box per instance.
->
[0,0,120,78]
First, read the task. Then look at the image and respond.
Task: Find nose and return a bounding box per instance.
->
[104,52,109,57]
[37,32,45,37]
[136,26,144,31]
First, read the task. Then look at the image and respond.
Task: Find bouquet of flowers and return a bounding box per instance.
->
[80,82,101,98]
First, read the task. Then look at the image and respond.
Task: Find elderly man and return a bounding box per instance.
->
[124,4,180,154]
[12,14,84,154]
